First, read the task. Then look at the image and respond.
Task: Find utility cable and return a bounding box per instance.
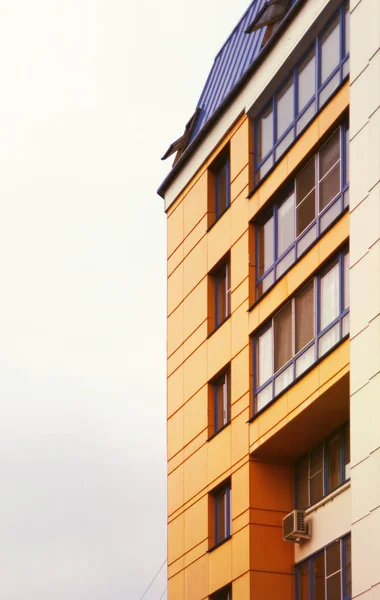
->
[157,587,168,600]
[138,558,167,600]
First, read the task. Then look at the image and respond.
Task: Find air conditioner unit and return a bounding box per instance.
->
[282,510,311,543]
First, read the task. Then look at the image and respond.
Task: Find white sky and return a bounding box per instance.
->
[0,1,249,598]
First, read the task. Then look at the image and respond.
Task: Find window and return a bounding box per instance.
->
[210,257,231,331]
[255,1,349,184]
[253,248,349,413]
[255,123,349,298]
[209,368,231,436]
[209,147,230,225]
[297,423,350,509]
[210,584,232,600]
[296,536,351,600]
[210,481,231,547]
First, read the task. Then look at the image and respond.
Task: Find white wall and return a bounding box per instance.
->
[295,485,351,564]
[350,0,380,597]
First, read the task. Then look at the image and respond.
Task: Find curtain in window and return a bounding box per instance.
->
[258,327,273,385]
[274,301,292,371]
[320,262,339,330]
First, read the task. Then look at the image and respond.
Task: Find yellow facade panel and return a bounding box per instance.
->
[168,465,184,517]
[231,392,250,418]
[231,409,250,465]
[168,242,184,277]
[230,187,249,246]
[183,172,208,238]
[208,539,232,595]
[207,210,231,270]
[231,277,249,313]
[167,364,184,418]
[230,117,250,183]
[207,425,231,485]
[167,344,184,376]
[232,508,250,534]
[183,236,208,298]
[167,262,184,316]
[183,278,208,341]
[231,346,250,403]
[168,570,185,599]
[183,215,207,259]
[207,318,232,380]
[167,408,184,460]
[168,513,185,565]
[183,342,208,403]
[233,572,251,600]
[184,496,208,553]
[185,555,208,600]
[168,201,184,258]
[231,303,249,358]
[184,444,208,504]
[183,386,208,447]
[231,525,250,579]
[167,303,184,357]
[231,463,250,520]
[230,231,249,292]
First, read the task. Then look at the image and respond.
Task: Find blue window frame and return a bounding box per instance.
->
[296,535,351,600]
[212,481,231,546]
[209,147,230,224]
[253,248,349,414]
[296,422,350,510]
[211,368,231,435]
[255,122,349,299]
[255,1,349,185]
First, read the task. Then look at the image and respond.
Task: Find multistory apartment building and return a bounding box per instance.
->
[158,0,380,598]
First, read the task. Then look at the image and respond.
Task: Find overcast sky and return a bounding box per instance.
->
[0,1,249,598]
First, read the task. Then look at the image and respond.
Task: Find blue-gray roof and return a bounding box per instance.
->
[190,0,298,143]
[158,0,300,197]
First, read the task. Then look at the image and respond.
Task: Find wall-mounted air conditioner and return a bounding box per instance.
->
[282,510,311,543]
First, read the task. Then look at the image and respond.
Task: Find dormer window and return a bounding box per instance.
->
[245,0,291,35]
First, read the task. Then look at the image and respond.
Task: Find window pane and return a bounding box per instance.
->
[344,423,350,479]
[296,344,315,376]
[297,102,316,135]
[345,537,352,597]
[215,372,230,431]
[299,563,310,600]
[258,105,273,161]
[296,158,316,235]
[216,267,227,326]
[321,17,340,83]
[320,262,339,330]
[328,433,341,491]
[258,153,274,180]
[274,301,293,371]
[296,281,314,352]
[319,71,340,106]
[257,271,274,297]
[276,248,295,278]
[298,455,309,509]
[345,127,349,185]
[275,129,294,160]
[345,4,350,55]
[258,216,274,277]
[215,159,229,216]
[278,193,295,256]
[297,157,316,202]
[257,327,273,386]
[319,322,340,356]
[320,130,340,177]
[298,49,316,111]
[310,443,323,476]
[326,572,341,600]
[310,471,324,504]
[314,554,326,600]
[344,252,349,309]
[326,540,341,576]
[256,384,272,411]
[319,129,341,210]
[274,364,293,395]
[216,490,226,541]
[277,78,294,139]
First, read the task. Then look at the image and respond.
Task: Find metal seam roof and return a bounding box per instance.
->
[158,0,301,199]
